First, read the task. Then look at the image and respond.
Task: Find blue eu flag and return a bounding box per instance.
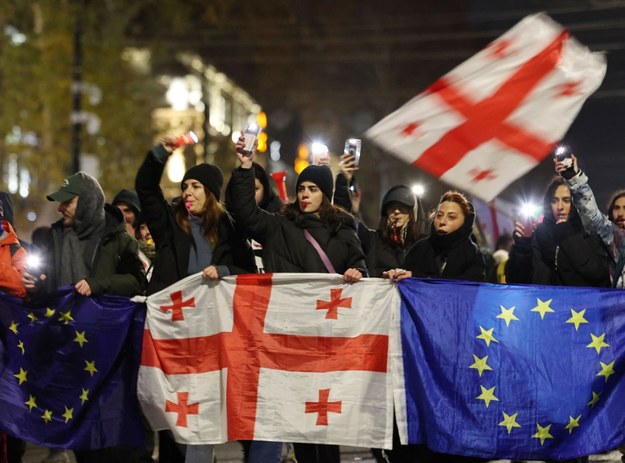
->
[0,287,146,449]
[397,278,625,460]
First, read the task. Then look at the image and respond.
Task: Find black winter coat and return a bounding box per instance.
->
[136,148,256,295]
[228,167,367,275]
[403,220,485,281]
[506,218,611,287]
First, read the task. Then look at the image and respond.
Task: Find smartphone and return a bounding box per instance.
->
[518,203,538,237]
[521,216,536,237]
[554,144,573,170]
[242,123,262,156]
[344,138,362,166]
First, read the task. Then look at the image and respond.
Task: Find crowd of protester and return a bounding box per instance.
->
[0,135,622,463]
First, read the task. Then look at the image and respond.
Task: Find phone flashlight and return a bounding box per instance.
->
[26,253,42,272]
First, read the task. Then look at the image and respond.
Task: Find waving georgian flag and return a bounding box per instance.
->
[365,13,606,202]
[137,273,397,448]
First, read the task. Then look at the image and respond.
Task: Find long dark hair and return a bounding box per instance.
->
[284,196,346,232]
[542,177,580,224]
[174,187,224,247]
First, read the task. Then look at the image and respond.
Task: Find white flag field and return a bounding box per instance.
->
[365,13,607,202]
[137,273,399,448]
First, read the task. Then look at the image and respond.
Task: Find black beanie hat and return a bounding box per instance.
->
[381,185,416,215]
[112,189,141,215]
[296,165,334,200]
[182,163,224,200]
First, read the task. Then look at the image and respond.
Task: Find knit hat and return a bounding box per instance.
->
[296,165,333,200]
[381,185,416,215]
[47,172,91,202]
[112,189,141,215]
[182,163,224,200]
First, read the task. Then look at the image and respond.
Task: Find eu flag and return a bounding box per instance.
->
[396,278,625,460]
[0,287,146,449]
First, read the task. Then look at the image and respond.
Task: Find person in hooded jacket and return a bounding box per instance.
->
[135,137,256,463]
[23,172,146,299]
[229,136,367,463]
[505,177,610,290]
[21,172,146,463]
[0,194,27,299]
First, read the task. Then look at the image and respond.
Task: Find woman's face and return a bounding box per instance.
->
[433,201,465,235]
[385,202,411,228]
[297,181,323,214]
[182,179,207,215]
[550,184,572,223]
[254,178,265,206]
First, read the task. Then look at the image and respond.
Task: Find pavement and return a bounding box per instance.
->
[21,443,623,463]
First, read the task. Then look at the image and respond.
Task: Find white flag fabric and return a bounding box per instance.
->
[365,13,606,202]
[137,273,398,448]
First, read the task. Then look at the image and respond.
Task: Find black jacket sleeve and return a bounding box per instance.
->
[505,237,533,284]
[228,167,282,245]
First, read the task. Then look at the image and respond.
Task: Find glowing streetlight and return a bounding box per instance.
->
[411,184,425,197]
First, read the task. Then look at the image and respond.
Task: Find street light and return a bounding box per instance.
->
[412,184,425,197]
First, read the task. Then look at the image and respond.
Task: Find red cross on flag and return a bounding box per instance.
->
[365,13,606,202]
[138,273,397,449]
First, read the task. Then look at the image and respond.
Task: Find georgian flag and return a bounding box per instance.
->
[137,273,397,448]
[365,13,606,202]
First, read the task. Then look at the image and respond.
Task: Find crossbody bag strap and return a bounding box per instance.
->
[303,229,336,274]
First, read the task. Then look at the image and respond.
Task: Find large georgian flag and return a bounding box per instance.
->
[365,13,606,202]
[138,273,397,448]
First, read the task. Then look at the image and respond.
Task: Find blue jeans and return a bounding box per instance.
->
[184,444,214,463]
[241,440,283,463]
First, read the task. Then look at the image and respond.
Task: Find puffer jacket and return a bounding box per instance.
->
[0,220,27,298]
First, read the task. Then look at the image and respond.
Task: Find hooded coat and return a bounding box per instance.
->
[403,214,485,281]
[40,175,145,297]
[0,192,27,298]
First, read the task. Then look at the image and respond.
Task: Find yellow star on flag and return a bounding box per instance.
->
[9,321,19,334]
[17,341,25,355]
[532,423,553,445]
[531,298,555,320]
[476,326,498,347]
[14,367,28,385]
[84,360,98,377]
[476,385,499,408]
[565,415,581,434]
[597,361,616,382]
[566,308,588,331]
[587,333,609,354]
[62,406,74,423]
[469,354,492,377]
[25,395,37,412]
[496,305,519,327]
[74,331,88,348]
[41,410,53,423]
[44,307,56,318]
[59,310,74,324]
[27,312,38,323]
[587,391,601,407]
[498,412,521,434]
[80,388,90,404]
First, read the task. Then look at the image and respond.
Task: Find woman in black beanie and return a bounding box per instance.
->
[135,136,256,463]
[228,136,368,463]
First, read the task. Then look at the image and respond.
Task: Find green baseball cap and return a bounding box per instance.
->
[47,173,84,202]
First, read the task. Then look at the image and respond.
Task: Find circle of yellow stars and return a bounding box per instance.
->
[468,297,615,446]
[8,307,96,425]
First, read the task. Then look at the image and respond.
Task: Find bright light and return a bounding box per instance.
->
[311,142,328,156]
[411,184,425,197]
[27,211,37,222]
[520,202,537,218]
[270,141,281,161]
[26,254,42,271]
[167,151,186,183]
